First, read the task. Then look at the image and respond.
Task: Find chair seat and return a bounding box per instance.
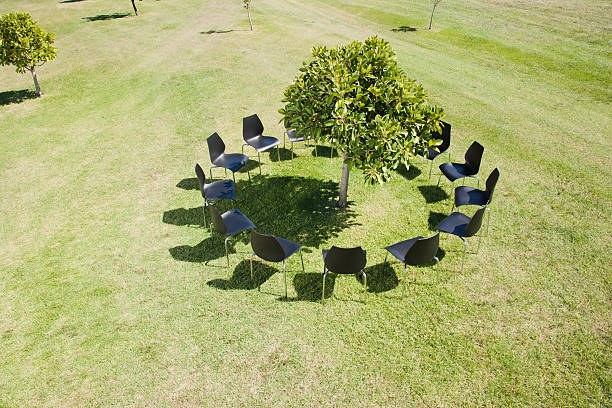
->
[439,162,477,182]
[221,209,255,235]
[276,237,302,259]
[286,129,309,143]
[203,179,235,201]
[245,135,280,152]
[213,153,249,172]
[384,237,423,263]
[436,212,471,237]
[322,249,367,274]
[454,186,489,207]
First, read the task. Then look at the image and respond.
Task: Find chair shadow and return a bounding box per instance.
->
[237,159,261,174]
[0,89,38,106]
[82,13,130,22]
[363,263,399,293]
[207,260,277,290]
[176,178,199,190]
[395,163,421,180]
[428,211,447,231]
[59,0,87,3]
[201,29,234,34]
[166,175,359,264]
[418,185,448,203]
[293,273,335,302]
[312,145,338,158]
[269,147,295,162]
[392,26,417,32]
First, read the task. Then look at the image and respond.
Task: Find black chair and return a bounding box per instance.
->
[384,232,440,296]
[321,246,367,303]
[436,206,486,272]
[420,121,451,179]
[195,163,235,229]
[437,141,484,188]
[242,114,280,171]
[283,117,314,158]
[249,230,304,298]
[454,168,499,237]
[207,132,249,183]
[209,204,255,268]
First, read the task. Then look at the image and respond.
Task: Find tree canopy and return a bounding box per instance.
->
[279,36,443,206]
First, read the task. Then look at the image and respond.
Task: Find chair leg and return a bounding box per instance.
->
[460,237,467,273]
[291,142,294,158]
[232,171,236,184]
[486,207,491,237]
[299,249,305,273]
[402,265,407,298]
[277,146,280,161]
[361,270,367,303]
[384,252,388,265]
[258,151,262,175]
[249,253,255,284]
[224,236,231,268]
[203,201,209,231]
[436,173,442,187]
[283,260,287,299]
[322,269,327,303]
[315,142,318,157]
[428,160,433,180]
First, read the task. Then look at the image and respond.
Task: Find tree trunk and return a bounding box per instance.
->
[429,3,437,29]
[30,66,41,97]
[247,7,253,30]
[337,150,350,208]
[131,0,138,16]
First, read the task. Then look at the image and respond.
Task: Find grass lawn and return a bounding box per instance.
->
[0,0,610,406]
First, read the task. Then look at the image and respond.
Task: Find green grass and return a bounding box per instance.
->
[0,0,610,406]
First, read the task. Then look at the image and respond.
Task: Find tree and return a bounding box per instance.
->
[280,36,444,207]
[429,0,444,30]
[243,0,253,31]
[0,13,57,97]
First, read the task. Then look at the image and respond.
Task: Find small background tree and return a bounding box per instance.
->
[280,36,444,207]
[0,13,57,97]
[243,0,253,31]
[429,0,444,29]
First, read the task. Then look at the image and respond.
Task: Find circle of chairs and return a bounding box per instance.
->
[197,114,499,302]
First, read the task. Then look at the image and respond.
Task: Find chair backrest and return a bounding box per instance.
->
[465,207,487,237]
[485,168,500,204]
[243,114,264,141]
[464,141,484,173]
[433,121,451,154]
[250,231,285,262]
[194,163,206,198]
[207,132,225,163]
[404,233,440,266]
[324,246,367,274]
[208,205,227,235]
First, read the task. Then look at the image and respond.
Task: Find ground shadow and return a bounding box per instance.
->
[83,13,130,22]
[418,185,448,203]
[269,147,295,162]
[428,211,447,231]
[363,263,399,293]
[176,178,199,191]
[166,175,359,264]
[207,260,277,290]
[392,26,417,32]
[0,89,38,106]
[201,29,234,34]
[396,163,421,180]
[312,145,338,158]
[294,273,335,301]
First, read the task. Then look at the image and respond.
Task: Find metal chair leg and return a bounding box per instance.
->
[486,207,491,237]
[428,160,433,180]
[361,270,367,301]
[402,265,407,298]
[249,253,255,283]
[277,146,280,161]
[322,269,327,303]
[460,237,467,273]
[258,151,262,175]
[224,236,231,268]
[203,201,209,231]
[384,252,388,265]
[232,171,236,184]
[282,260,287,299]
[436,173,442,187]
[299,249,305,273]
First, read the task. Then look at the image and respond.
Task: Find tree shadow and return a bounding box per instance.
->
[294,273,335,301]
[428,211,447,231]
[82,13,130,22]
[395,163,421,180]
[0,89,38,106]
[166,175,359,264]
[269,147,296,162]
[207,260,277,290]
[392,26,417,32]
[418,185,448,203]
[312,145,338,158]
[201,29,234,34]
[363,263,399,293]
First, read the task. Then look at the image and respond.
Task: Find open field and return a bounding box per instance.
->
[0,0,610,406]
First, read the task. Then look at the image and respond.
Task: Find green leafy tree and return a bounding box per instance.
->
[280,36,443,207]
[0,13,57,96]
[243,0,253,31]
